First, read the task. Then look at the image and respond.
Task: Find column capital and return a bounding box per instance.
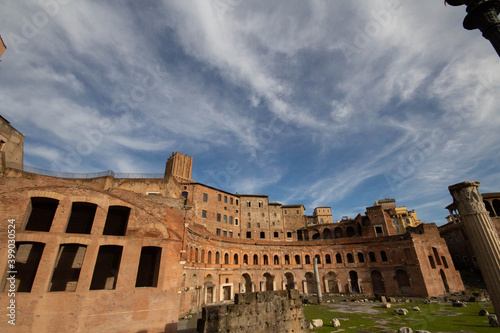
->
[449,181,487,216]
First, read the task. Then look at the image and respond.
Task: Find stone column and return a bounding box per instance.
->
[449,181,500,315]
[446,0,500,57]
[313,258,322,304]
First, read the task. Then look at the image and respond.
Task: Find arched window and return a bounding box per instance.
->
[336,253,342,263]
[234,254,239,265]
[357,252,364,263]
[314,254,321,264]
[215,252,220,264]
[207,251,212,263]
[295,255,301,264]
[380,251,388,262]
[253,254,259,265]
[224,253,229,264]
[325,254,332,264]
[201,250,205,263]
[274,255,279,265]
[305,255,311,264]
[263,255,269,265]
[368,252,376,262]
[284,255,290,265]
[243,254,248,265]
[346,253,354,263]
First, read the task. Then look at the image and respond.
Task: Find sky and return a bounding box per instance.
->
[1,0,499,225]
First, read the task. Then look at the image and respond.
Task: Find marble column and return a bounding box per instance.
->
[313,258,322,304]
[449,181,500,315]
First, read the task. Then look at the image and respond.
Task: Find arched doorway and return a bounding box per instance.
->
[325,271,338,293]
[440,269,450,293]
[305,272,316,294]
[312,229,320,240]
[285,272,295,290]
[264,273,274,291]
[242,273,252,293]
[370,270,386,295]
[395,269,411,294]
[349,271,360,293]
[346,226,355,237]
[323,228,332,239]
[204,274,214,304]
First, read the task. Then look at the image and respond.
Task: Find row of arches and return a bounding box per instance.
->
[484,199,500,218]
[187,246,391,266]
[300,223,363,240]
[184,268,429,309]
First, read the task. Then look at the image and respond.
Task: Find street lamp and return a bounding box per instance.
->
[446,0,500,56]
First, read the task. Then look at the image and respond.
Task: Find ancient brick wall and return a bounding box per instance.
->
[196,290,308,333]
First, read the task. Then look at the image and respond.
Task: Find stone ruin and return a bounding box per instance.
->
[196,290,309,333]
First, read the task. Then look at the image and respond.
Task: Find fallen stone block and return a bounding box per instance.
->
[310,319,323,328]
[478,309,489,316]
[331,318,341,327]
[398,327,413,333]
[394,308,408,316]
[489,314,499,327]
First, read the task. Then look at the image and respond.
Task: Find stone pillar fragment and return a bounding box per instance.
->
[313,258,322,304]
[449,181,500,315]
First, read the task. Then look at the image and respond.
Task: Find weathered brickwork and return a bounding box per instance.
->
[0,118,465,332]
[196,290,308,333]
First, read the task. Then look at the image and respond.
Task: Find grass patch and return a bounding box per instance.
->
[303,301,495,332]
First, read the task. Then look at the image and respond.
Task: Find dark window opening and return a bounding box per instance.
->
[315,254,321,264]
[325,254,332,264]
[380,251,388,262]
[246,231,251,239]
[369,252,376,262]
[66,202,97,234]
[336,253,342,264]
[295,255,301,264]
[243,254,248,264]
[263,255,269,265]
[135,246,161,288]
[285,255,290,265]
[429,256,436,269]
[253,254,258,265]
[90,245,123,290]
[442,256,449,268]
[432,247,442,265]
[274,232,279,238]
[4,242,45,292]
[234,254,238,265]
[103,206,130,236]
[25,197,59,232]
[305,255,311,264]
[260,231,265,239]
[49,244,86,292]
[181,191,188,199]
[347,253,354,263]
[287,232,292,238]
[357,252,365,263]
[274,255,279,265]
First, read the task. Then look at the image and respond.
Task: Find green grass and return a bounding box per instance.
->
[303,301,495,332]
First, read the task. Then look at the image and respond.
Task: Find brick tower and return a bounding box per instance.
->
[164,151,193,183]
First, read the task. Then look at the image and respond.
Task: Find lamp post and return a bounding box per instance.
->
[446,0,500,57]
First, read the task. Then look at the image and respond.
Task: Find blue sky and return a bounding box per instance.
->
[1,1,499,225]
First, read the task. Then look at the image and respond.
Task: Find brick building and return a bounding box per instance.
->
[0,117,464,332]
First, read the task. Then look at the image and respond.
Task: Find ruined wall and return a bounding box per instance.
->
[0,173,187,333]
[196,290,308,333]
[0,116,24,173]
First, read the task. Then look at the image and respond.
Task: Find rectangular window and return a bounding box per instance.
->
[258,201,263,207]
[246,231,251,239]
[247,201,251,207]
[217,213,221,222]
[5,242,45,293]
[284,210,287,214]
[90,245,123,290]
[260,232,265,239]
[274,232,279,238]
[296,210,299,214]
[229,231,233,238]
[218,194,221,201]
[257,223,261,228]
[224,196,227,203]
[223,230,227,237]
[216,228,221,236]
[203,193,208,202]
[230,198,233,204]
[66,202,97,234]
[236,199,239,205]
[287,232,292,238]
[261,213,265,217]
[229,216,233,224]
[103,206,130,236]
[428,256,436,269]
[25,197,59,232]
[223,215,227,223]
[247,222,251,228]
[274,213,277,217]
[235,218,239,226]
[202,210,207,218]
[49,244,86,292]
[135,247,161,288]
